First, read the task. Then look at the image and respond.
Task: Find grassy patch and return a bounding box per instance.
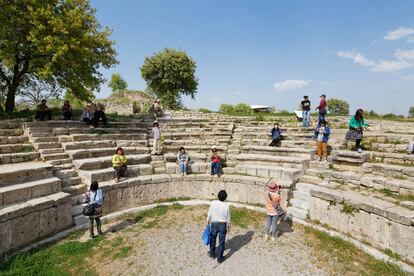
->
[154,197,192,203]
[230,207,266,229]
[340,201,359,216]
[19,145,35,153]
[112,246,133,260]
[304,226,408,275]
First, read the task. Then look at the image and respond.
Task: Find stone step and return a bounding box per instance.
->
[222,167,236,174]
[34,142,61,150]
[54,163,74,170]
[0,152,40,164]
[73,154,151,170]
[62,140,117,151]
[151,160,165,168]
[30,137,59,143]
[165,162,209,174]
[62,184,88,196]
[0,162,54,186]
[293,190,311,201]
[71,194,85,206]
[0,136,27,145]
[39,148,65,155]
[290,198,310,210]
[0,177,61,206]
[0,129,24,136]
[234,164,303,182]
[62,176,82,187]
[287,206,308,220]
[309,160,330,170]
[154,167,167,174]
[47,158,72,166]
[42,153,69,161]
[78,164,153,183]
[240,145,315,158]
[230,153,310,169]
[74,214,88,226]
[72,203,86,217]
[299,175,323,185]
[0,144,34,154]
[163,152,207,163]
[332,150,371,164]
[61,133,147,143]
[295,183,316,194]
[67,147,149,160]
[162,145,227,153]
[54,169,78,179]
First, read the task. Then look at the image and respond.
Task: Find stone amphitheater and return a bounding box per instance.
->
[0,111,413,269]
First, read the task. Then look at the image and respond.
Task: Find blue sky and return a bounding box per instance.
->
[91,0,414,115]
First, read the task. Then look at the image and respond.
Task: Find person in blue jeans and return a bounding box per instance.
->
[269,123,282,147]
[315,94,327,127]
[210,145,221,177]
[207,190,231,263]
[176,146,189,176]
[301,95,311,127]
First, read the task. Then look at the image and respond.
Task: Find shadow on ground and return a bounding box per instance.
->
[224,231,255,260]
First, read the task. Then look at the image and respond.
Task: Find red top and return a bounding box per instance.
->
[318,99,326,111]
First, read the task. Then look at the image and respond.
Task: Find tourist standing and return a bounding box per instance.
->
[301,96,311,127]
[345,109,369,153]
[264,182,282,241]
[80,104,94,127]
[176,146,189,176]
[269,123,282,147]
[112,147,127,182]
[207,190,231,264]
[85,181,104,239]
[62,101,73,120]
[152,121,161,155]
[315,94,327,127]
[35,99,52,121]
[210,145,221,177]
[314,120,330,162]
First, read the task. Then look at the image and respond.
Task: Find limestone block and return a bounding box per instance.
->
[39,207,58,238]
[368,213,390,249]
[11,212,40,249]
[57,202,72,230]
[385,206,414,226]
[389,222,414,263]
[328,203,349,234]
[109,189,123,212]
[309,197,330,225]
[2,187,31,205]
[0,220,12,256]
[347,209,370,242]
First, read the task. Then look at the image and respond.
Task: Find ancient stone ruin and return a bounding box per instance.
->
[0,112,413,266]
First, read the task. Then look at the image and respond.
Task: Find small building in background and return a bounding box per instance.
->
[251,105,271,113]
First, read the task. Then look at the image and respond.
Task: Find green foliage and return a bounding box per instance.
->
[219,104,234,114]
[340,201,359,216]
[327,98,350,115]
[198,108,212,113]
[409,106,414,118]
[0,0,117,112]
[140,48,198,110]
[230,207,266,229]
[219,103,253,116]
[64,89,95,109]
[108,73,128,92]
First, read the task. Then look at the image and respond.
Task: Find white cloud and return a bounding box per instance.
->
[395,49,414,60]
[384,27,414,41]
[371,60,412,72]
[273,80,309,93]
[337,51,375,67]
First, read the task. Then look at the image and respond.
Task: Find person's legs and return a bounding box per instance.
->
[269,139,275,147]
[322,142,328,159]
[46,110,52,120]
[89,218,95,238]
[305,111,310,127]
[153,138,157,154]
[356,139,361,150]
[210,162,215,175]
[217,223,227,262]
[93,117,99,128]
[209,223,218,257]
[102,116,107,127]
[96,218,102,235]
[120,165,127,178]
[157,139,161,153]
[316,141,322,159]
[264,215,272,238]
[270,215,280,238]
[114,166,121,180]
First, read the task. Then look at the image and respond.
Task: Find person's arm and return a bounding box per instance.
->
[349,116,358,129]
[325,127,331,137]
[96,189,103,205]
[362,119,369,127]
[207,205,212,224]
[123,155,127,164]
[227,206,231,230]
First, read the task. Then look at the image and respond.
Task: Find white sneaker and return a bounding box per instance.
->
[264,234,268,240]
[357,148,362,153]
[271,236,275,241]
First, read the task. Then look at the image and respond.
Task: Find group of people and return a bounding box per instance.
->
[299,94,327,128]
[80,103,107,128]
[35,99,74,121]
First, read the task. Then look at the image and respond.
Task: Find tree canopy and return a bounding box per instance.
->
[0,0,117,112]
[409,106,414,118]
[140,48,198,109]
[327,98,350,115]
[108,73,127,92]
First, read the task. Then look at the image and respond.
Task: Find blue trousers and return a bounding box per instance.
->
[302,110,310,127]
[317,112,325,127]
[211,162,221,176]
[179,162,187,173]
[209,222,227,260]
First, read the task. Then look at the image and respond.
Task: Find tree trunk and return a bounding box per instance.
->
[5,84,17,112]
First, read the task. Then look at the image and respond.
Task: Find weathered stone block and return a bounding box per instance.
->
[389,222,414,263]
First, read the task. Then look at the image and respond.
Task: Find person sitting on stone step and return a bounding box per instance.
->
[80,103,94,127]
[93,104,107,128]
[84,181,104,239]
[112,147,127,182]
[61,100,73,120]
[176,146,189,176]
[269,123,282,147]
[210,145,221,177]
[35,99,52,121]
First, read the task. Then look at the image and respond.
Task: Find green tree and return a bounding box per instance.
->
[409,106,414,117]
[140,48,198,109]
[0,0,117,112]
[108,73,127,92]
[327,98,350,115]
[219,104,234,114]
[64,89,95,109]
[233,103,252,115]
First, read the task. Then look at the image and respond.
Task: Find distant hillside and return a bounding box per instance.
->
[106,90,153,104]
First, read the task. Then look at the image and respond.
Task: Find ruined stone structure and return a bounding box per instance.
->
[0,113,413,265]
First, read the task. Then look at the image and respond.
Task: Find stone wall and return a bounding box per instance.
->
[105,103,134,115]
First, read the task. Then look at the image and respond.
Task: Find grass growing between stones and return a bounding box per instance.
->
[303,226,409,276]
[230,207,266,229]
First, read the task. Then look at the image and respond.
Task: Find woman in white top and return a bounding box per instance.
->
[85,181,104,238]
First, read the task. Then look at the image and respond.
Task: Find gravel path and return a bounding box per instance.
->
[96,206,329,276]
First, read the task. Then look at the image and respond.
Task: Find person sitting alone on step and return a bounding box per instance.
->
[35,99,52,121]
[176,146,189,176]
[80,104,94,127]
[314,120,330,162]
[84,181,104,239]
[93,104,107,128]
[112,147,127,182]
[210,145,221,177]
[269,123,282,147]
[61,101,73,120]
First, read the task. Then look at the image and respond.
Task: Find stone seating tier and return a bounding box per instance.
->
[0,152,40,164]
[362,162,414,179]
[73,154,151,171]
[78,164,153,183]
[58,133,147,143]
[0,162,54,186]
[371,152,414,166]
[67,147,150,160]
[239,145,315,158]
[23,120,148,129]
[227,153,310,169]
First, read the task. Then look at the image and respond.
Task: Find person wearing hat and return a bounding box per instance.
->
[176,146,189,176]
[210,145,221,177]
[80,103,94,127]
[152,121,162,155]
[300,95,311,127]
[264,182,282,241]
[315,94,327,127]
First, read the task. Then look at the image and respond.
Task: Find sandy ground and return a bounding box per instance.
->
[89,206,329,276]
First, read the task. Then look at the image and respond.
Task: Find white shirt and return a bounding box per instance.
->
[207,200,231,224]
[88,189,103,206]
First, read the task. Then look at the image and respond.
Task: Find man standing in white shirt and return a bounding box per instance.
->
[207,190,231,263]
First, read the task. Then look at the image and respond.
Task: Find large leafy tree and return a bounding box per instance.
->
[108,73,127,92]
[327,98,350,115]
[0,0,117,112]
[409,106,414,117]
[140,48,198,109]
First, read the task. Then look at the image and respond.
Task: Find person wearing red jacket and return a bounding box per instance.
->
[210,145,221,177]
[315,94,327,127]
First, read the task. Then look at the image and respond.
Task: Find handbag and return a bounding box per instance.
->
[83,191,98,216]
[268,193,286,217]
[202,224,211,246]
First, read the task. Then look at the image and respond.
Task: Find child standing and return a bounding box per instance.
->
[315,121,330,162]
[152,121,161,155]
[210,145,221,177]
